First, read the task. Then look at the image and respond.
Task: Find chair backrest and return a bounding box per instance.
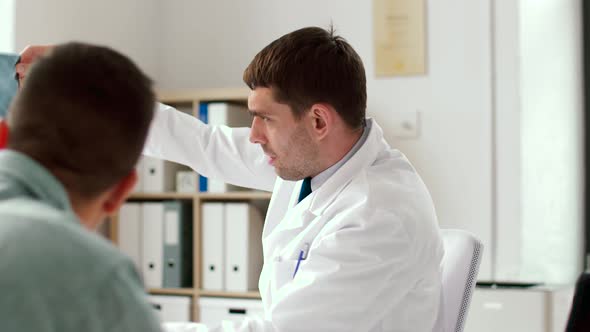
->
[566,272,590,331]
[441,229,483,332]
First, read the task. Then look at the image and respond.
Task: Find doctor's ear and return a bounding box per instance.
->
[309,103,334,139]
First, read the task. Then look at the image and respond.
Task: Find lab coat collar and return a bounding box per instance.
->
[272,180,317,232]
[282,118,385,230]
[306,118,384,216]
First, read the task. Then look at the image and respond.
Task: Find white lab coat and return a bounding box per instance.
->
[145,104,444,332]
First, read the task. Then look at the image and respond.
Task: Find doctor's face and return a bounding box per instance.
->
[248,88,319,181]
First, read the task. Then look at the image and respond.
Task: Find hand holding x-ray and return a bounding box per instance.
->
[15,45,53,87]
[0,53,19,118]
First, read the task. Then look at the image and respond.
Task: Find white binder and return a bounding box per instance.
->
[202,202,225,291]
[148,295,192,322]
[132,157,145,193]
[143,156,184,192]
[224,203,264,292]
[207,102,252,128]
[176,171,198,193]
[117,203,142,270]
[142,202,164,288]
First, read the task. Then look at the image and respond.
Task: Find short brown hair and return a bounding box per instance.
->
[8,42,155,199]
[243,26,366,129]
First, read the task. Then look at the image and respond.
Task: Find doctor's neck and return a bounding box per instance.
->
[310,123,364,178]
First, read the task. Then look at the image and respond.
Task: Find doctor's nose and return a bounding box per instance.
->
[249,117,267,145]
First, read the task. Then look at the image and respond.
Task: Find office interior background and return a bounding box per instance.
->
[0,0,585,331]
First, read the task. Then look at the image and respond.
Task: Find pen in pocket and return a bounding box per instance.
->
[292,243,310,279]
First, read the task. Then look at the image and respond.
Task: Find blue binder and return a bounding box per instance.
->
[198,102,209,192]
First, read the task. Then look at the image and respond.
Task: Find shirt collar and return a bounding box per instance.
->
[310,120,372,191]
[0,150,73,213]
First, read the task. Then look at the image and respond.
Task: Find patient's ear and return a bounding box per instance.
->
[103,170,137,215]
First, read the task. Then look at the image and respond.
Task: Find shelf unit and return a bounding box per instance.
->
[149,288,196,296]
[199,290,262,299]
[108,88,268,321]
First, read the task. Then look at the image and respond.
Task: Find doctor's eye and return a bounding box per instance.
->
[255,114,270,122]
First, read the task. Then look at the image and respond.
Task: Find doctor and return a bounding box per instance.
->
[147,26,444,332]
[20,27,444,332]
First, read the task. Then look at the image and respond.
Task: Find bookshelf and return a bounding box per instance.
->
[128,193,195,200]
[199,290,262,299]
[149,288,196,296]
[108,87,267,321]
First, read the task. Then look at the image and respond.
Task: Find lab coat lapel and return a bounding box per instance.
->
[259,180,317,307]
[262,178,314,238]
[264,179,316,246]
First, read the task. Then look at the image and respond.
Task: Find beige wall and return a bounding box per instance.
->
[14,0,160,80]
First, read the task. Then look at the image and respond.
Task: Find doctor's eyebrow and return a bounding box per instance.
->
[248,110,272,118]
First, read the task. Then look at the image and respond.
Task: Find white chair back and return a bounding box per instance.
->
[441,229,483,332]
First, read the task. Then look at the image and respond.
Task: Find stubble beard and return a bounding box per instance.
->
[274,124,318,181]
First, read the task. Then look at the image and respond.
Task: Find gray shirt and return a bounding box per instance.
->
[0,150,162,332]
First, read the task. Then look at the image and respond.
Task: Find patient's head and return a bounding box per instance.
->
[7,42,155,229]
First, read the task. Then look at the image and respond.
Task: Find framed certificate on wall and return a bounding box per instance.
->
[373,0,426,76]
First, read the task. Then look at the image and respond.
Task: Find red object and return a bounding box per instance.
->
[0,120,9,149]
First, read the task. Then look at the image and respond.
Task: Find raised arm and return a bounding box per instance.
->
[143,103,277,192]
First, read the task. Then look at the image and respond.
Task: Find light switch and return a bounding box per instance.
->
[391,110,420,139]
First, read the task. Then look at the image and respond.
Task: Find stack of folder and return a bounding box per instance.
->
[202,202,264,292]
[198,102,252,193]
[118,201,193,288]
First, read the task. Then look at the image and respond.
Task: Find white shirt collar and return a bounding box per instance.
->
[310,120,372,191]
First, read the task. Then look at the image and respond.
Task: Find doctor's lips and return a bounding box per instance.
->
[262,148,276,165]
[267,155,276,166]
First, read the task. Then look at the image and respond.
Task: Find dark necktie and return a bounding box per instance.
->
[298,177,312,203]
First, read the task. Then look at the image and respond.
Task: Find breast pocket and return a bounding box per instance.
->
[270,259,298,294]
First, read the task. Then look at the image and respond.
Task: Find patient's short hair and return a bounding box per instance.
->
[8,42,155,199]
